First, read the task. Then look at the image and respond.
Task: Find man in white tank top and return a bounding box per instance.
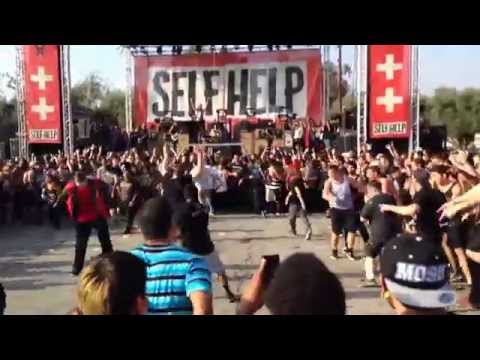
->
[323,165,363,260]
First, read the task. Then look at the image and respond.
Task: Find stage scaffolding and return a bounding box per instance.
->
[15,46,28,159]
[355,45,420,154]
[15,45,73,157]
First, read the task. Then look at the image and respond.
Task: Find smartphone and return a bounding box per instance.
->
[262,255,280,288]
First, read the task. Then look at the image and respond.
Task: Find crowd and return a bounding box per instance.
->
[1,126,480,315]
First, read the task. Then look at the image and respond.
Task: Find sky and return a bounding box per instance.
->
[1,45,480,97]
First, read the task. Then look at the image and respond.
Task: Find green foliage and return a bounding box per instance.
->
[71,72,125,127]
[324,61,350,112]
[423,87,480,142]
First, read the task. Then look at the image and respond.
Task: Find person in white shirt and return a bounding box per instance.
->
[191,148,216,215]
[293,121,305,152]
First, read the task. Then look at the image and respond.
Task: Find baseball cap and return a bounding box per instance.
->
[380,234,456,309]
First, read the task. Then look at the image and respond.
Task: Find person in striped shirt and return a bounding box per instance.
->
[131,196,213,315]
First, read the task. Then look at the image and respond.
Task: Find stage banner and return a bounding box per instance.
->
[133,49,323,127]
[23,45,62,144]
[368,45,412,139]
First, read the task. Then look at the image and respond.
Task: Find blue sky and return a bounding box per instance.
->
[1,45,479,97]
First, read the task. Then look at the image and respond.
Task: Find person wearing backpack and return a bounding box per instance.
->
[55,171,114,275]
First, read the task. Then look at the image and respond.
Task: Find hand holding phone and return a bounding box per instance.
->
[261,255,280,288]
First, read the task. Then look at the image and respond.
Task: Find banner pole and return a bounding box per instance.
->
[125,49,133,133]
[60,45,73,155]
[15,46,28,160]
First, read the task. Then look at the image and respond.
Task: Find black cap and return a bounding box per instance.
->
[380,234,456,309]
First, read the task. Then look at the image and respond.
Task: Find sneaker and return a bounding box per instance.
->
[304,230,312,241]
[450,273,465,284]
[330,250,339,260]
[261,210,267,218]
[345,250,357,261]
[360,278,379,288]
[289,229,298,237]
[122,228,131,235]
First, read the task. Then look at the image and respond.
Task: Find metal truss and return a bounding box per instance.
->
[355,45,368,154]
[409,45,420,152]
[124,45,322,57]
[125,50,134,132]
[15,46,28,160]
[322,45,331,125]
[59,45,73,155]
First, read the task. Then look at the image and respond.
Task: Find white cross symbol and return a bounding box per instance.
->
[30,66,53,90]
[32,97,54,120]
[376,87,403,113]
[376,54,403,80]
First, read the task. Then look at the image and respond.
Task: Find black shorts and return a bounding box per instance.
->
[330,208,358,235]
[447,219,468,250]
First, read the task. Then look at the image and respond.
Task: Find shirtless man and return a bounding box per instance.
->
[366,165,398,202]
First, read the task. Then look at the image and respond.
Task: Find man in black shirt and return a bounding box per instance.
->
[361,181,402,286]
[380,170,446,244]
[162,167,186,208]
[173,185,239,303]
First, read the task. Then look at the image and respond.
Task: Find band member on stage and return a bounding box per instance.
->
[55,171,114,276]
[167,122,179,150]
[264,121,275,148]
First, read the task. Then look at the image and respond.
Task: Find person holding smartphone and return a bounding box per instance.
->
[237,253,346,315]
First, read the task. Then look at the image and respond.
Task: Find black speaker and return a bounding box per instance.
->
[420,125,447,153]
[336,133,357,153]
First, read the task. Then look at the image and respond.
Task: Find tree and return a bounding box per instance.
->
[71,72,126,128]
[71,72,108,110]
[99,89,126,128]
[324,61,351,114]
[422,87,480,143]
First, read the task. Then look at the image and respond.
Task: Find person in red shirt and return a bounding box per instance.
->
[55,171,113,275]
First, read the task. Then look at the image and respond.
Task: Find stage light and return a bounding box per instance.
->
[195,45,202,53]
[248,45,254,52]
[157,46,163,55]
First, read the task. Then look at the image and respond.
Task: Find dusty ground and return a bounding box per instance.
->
[0,213,476,315]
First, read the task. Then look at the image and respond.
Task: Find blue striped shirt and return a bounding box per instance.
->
[131,244,212,315]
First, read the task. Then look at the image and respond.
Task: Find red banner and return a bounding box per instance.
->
[369,45,411,139]
[133,49,323,128]
[24,45,62,144]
